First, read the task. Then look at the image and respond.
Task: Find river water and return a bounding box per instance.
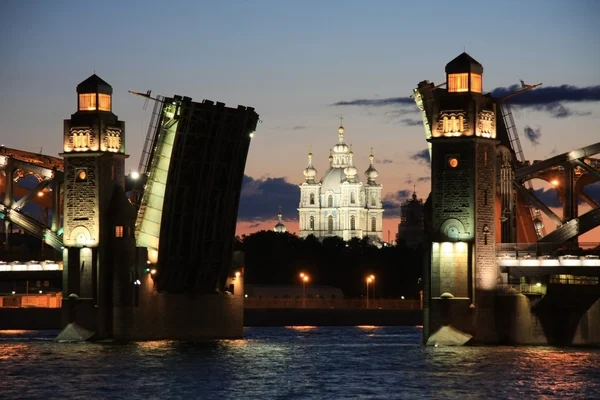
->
[1,326,598,399]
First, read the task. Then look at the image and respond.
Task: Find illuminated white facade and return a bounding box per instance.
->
[298,123,383,242]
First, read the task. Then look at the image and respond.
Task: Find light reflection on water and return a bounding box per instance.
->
[1,327,598,399]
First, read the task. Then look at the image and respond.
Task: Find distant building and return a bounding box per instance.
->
[273,208,287,233]
[298,121,384,242]
[397,189,425,247]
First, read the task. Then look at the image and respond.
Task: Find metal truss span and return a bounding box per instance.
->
[0,204,63,250]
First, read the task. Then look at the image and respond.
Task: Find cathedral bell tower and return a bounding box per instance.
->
[59,74,135,339]
[426,53,498,344]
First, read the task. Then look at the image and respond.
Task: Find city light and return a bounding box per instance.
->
[150,269,157,275]
[249,133,254,138]
[11,291,15,295]
[39,290,43,294]
[37,191,44,197]
[299,272,310,308]
[235,271,241,278]
[551,179,559,186]
[131,171,140,180]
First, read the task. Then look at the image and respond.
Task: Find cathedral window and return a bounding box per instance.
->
[350,215,356,231]
[309,193,315,205]
[371,217,376,232]
[309,216,315,231]
[78,93,96,111]
[371,194,376,207]
[350,192,356,204]
[328,195,333,208]
[98,94,111,111]
[328,215,333,234]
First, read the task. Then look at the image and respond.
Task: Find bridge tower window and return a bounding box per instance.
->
[309,193,315,205]
[115,226,124,238]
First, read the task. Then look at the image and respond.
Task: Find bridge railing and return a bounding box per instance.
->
[244,298,421,310]
[496,242,600,258]
[496,283,546,295]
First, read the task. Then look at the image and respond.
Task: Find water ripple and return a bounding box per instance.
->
[0,327,598,399]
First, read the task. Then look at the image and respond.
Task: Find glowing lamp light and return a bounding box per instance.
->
[244,294,248,298]
[39,290,43,294]
[11,291,15,295]
[37,191,44,197]
[145,268,150,273]
[303,276,309,282]
[551,179,559,186]
[401,296,405,300]
[249,133,254,138]
[448,158,459,168]
[367,277,373,283]
[235,271,241,278]
[131,171,140,180]
[150,269,157,275]
[536,282,542,287]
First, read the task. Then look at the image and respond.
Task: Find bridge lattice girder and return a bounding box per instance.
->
[515,141,600,245]
[0,147,64,250]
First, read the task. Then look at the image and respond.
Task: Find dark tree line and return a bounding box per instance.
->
[236,231,424,299]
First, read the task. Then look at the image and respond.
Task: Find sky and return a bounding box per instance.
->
[1,0,600,240]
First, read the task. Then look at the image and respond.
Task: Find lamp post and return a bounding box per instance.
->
[366,276,373,309]
[300,272,310,308]
[369,274,375,304]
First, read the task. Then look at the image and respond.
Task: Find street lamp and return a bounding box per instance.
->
[369,274,375,302]
[366,276,373,309]
[300,272,310,308]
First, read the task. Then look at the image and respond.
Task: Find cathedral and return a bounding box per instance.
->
[298,121,384,242]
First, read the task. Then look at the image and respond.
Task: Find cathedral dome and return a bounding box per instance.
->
[365,151,378,182]
[320,167,347,193]
[303,152,317,180]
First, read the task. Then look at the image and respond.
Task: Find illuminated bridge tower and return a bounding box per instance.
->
[58,75,139,340]
[425,53,498,344]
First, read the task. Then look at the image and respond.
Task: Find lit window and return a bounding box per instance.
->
[72,130,91,150]
[448,73,469,92]
[79,93,96,111]
[76,169,87,182]
[106,131,121,152]
[350,215,356,231]
[115,226,123,238]
[471,74,482,93]
[309,216,315,230]
[98,94,111,111]
[309,193,315,205]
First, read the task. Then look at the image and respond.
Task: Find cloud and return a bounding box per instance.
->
[381,189,412,217]
[533,182,600,208]
[238,175,299,221]
[410,149,430,166]
[523,125,542,146]
[381,159,393,164]
[399,118,423,126]
[417,176,430,183]
[490,84,599,118]
[333,84,599,119]
[292,125,306,130]
[332,97,414,107]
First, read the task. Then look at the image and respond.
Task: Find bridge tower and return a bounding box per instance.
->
[425,53,498,344]
[59,74,138,340]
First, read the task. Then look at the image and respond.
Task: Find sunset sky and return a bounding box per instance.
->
[1,0,599,240]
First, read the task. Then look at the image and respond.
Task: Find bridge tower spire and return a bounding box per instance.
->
[424,52,498,345]
[58,74,139,340]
